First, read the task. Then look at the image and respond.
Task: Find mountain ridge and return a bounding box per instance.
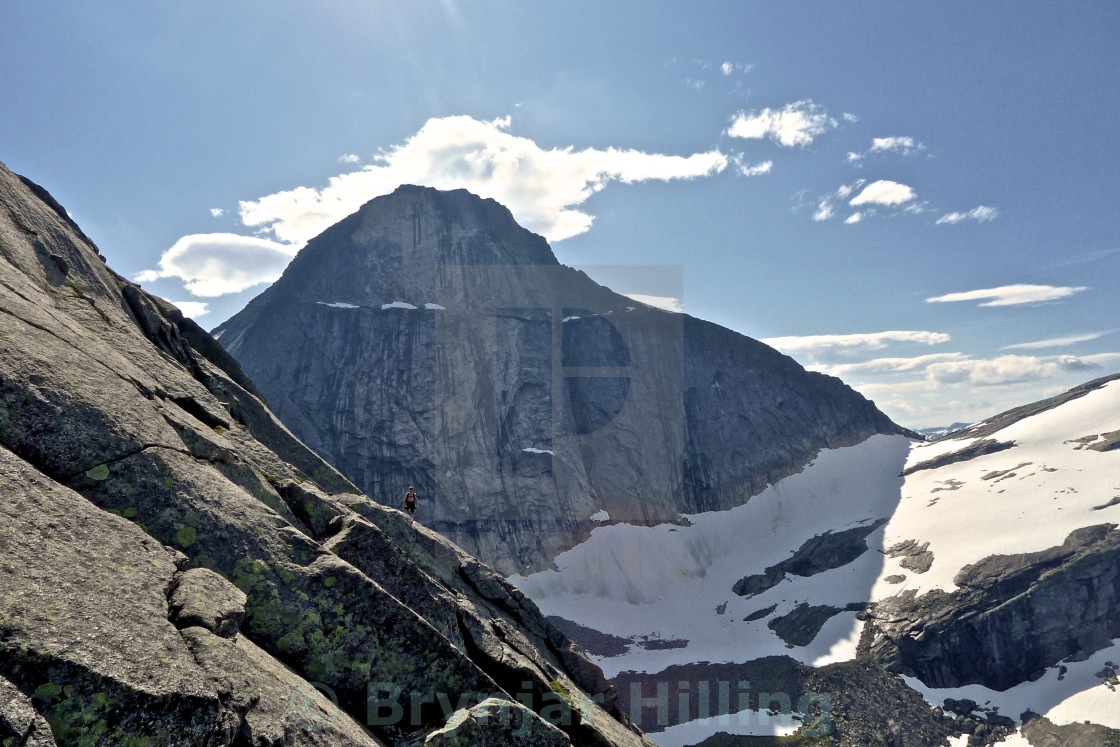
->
[0,162,652,746]
[214,184,914,575]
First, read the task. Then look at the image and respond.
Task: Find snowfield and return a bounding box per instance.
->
[511,377,1120,743]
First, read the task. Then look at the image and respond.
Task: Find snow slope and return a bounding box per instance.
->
[512,376,1120,743]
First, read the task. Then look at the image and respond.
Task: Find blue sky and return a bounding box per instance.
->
[3,2,1118,428]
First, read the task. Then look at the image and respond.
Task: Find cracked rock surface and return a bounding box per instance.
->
[0,161,654,745]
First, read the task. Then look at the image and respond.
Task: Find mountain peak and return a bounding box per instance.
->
[216,186,908,574]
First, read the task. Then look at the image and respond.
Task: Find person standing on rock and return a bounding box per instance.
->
[403,486,418,520]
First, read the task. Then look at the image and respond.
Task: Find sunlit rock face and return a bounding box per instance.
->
[215,185,906,575]
[0,163,654,747]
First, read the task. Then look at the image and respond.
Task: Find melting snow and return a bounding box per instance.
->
[522,447,554,456]
[510,378,1120,740]
[424,303,446,310]
[316,301,360,309]
[511,434,912,678]
[902,639,1120,729]
[381,301,418,310]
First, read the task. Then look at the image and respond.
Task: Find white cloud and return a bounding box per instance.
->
[167,300,210,319]
[338,153,361,164]
[935,206,999,224]
[812,180,918,222]
[849,180,916,207]
[239,115,728,245]
[623,294,683,313]
[209,208,224,218]
[720,61,734,75]
[819,353,969,377]
[926,353,1117,386]
[761,330,951,360]
[726,100,838,148]
[135,233,300,297]
[733,157,773,177]
[842,113,859,123]
[847,137,923,167]
[812,203,834,222]
[1001,331,1112,350]
[926,284,1088,307]
[869,136,921,154]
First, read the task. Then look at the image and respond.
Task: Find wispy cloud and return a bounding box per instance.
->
[720,61,734,76]
[209,208,224,217]
[926,353,1119,386]
[936,206,998,225]
[623,294,683,313]
[135,233,299,297]
[240,115,728,246]
[762,330,951,360]
[842,113,859,123]
[733,156,773,177]
[848,136,924,165]
[1001,331,1112,350]
[726,100,838,148]
[849,180,916,207]
[926,284,1088,307]
[818,352,969,377]
[338,153,361,164]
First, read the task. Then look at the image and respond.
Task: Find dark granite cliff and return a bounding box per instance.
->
[214,185,910,575]
[0,163,652,746]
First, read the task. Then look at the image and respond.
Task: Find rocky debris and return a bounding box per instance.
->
[1,675,58,747]
[612,657,964,745]
[887,539,935,574]
[547,618,631,658]
[743,604,778,622]
[767,603,866,648]
[612,658,809,734]
[800,661,961,747]
[902,439,1017,476]
[1091,496,1120,511]
[419,697,571,746]
[1089,430,1120,453]
[733,519,887,597]
[864,524,1120,690]
[884,574,907,584]
[1021,713,1120,746]
[213,185,911,575]
[981,462,1032,481]
[169,568,249,638]
[0,163,652,745]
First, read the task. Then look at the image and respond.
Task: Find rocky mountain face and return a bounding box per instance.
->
[213,185,909,575]
[862,374,1120,692]
[0,162,654,746]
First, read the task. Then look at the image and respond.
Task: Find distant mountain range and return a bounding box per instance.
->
[918,422,973,440]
